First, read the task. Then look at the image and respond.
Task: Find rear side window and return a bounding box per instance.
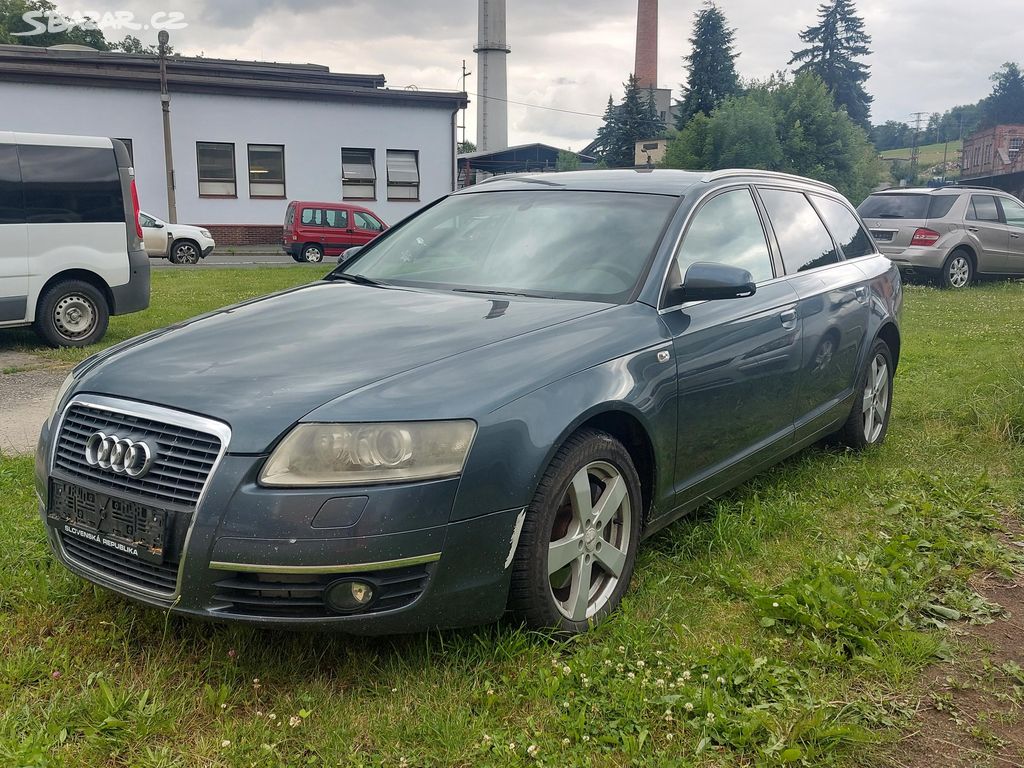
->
[968,195,1001,222]
[674,188,774,284]
[758,188,840,273]
[300,208,323,226]
[813,196,874,259]
[20,144,123,224]
[858,194,929,219]
[284,204,295,227]
[927,195,959,219]
[0,144,23,224]
[325,208,349,228]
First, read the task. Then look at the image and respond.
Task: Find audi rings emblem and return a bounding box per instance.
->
[84,432,156,478]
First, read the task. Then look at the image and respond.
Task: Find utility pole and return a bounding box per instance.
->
[459,59,471,148]
[158,30,177,223]
[909,111,927,181]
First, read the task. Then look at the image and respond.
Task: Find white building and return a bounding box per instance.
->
[0,45,467,244]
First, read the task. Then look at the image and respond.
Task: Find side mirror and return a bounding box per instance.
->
[340,246,362,263]
[666,262,757,305]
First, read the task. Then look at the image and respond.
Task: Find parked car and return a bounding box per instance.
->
[140,211,215,265]
[0,132,149,347]
[38,169,902,635]
[858,186,1024,288]
[283,200,387,263]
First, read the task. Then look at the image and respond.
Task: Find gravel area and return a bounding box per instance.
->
[0,351,69,455]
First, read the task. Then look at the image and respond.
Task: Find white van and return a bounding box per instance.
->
[0,132,150,347]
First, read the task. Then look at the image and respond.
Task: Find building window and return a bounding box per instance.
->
[197,142,236,197]
[386,150,419,200]
[247,144,285,198]
[1010,137,1023,156]
[342,148,376,200]
[115,138,134,165]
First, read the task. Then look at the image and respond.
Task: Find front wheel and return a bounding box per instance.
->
[834,338,894,450]
[33,280,109,348]
[301,244,324,263]
[508,429,642,634]
[169,240,201,265]
[940,249,973,289]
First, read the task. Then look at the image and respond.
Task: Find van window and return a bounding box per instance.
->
[301,208,323,226]
[354,211,383,231]
[284,204,295,228]
[325,208,348,228]
[813,196,874,259]
[759,188,840,273]
[0,144,23,224]
[19,144,123,224]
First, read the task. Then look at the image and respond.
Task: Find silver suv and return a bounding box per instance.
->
[858,186,1024,288]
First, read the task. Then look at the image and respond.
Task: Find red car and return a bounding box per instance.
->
[283,201,388,263]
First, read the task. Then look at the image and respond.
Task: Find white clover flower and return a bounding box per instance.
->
[637,660,645,668]
[399,759,409,768]
[655,650,663,656]
[527,744,540,758]
[682,670,692,681]
[772,601,780,608]
[509,742,517,752]
[604,659,613,667]
[618,645,626,653]
[627,672,635,680]
[483,734,493,744]
[701,673,709,681]
[289,716,301,728]
[667,733,674,741]
[655,679,665,687]
[220,740,231,748]
[684,702,694,712]
[268,713,277,721]
[487,689,495,696]
[255,710,263,717]
[582,735,591,742]
[561,738,570,746]
[616,664,625,673]
[716,676,726,685]
[562,665,572,676]
[706,712,716,724]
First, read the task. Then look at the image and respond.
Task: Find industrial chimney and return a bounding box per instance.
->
[635,0,658,89]
[475,0,510,152]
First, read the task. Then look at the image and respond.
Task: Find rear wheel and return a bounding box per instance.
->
[33,280,109,348]
[169,240,201,265]
[508,429,642,634]
[940,249,973,289]
[834,338,893,450]
[301,244,324,263]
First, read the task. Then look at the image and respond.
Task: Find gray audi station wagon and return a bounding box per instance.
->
[36,169,902,635]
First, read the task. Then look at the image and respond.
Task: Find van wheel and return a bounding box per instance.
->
[33,281,109,348]
[508,429,642,634]
[301,244,324,263]
[169,240,201,265]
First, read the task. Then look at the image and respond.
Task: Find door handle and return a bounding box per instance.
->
[1011,233,1021,239]
[967,226,980,233]
[855,286,868,303]
[779,309,797,329]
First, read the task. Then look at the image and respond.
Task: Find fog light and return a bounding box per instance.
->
[325,580,375,613]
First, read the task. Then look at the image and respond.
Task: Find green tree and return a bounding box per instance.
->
[675,1,740,129]
[981,62,1024,126]
[457,140,477,154]
[110,34,172,55]
[593,76,665,167]
[789,0,873,129]
[555,150,580,171]
[0,0,110,48]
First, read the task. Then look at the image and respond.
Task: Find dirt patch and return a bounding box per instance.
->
[0,351,71,455]
[883,522,1024,768]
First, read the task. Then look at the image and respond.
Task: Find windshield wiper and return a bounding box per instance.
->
[324,272,388,287]
[452,288,543,298]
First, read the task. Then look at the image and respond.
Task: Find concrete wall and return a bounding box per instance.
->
[0,82,456,233]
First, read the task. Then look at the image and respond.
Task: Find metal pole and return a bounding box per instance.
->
[158,30,177,223]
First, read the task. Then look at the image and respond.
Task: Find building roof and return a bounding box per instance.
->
[457,143,595,174]
[0,44,468,109]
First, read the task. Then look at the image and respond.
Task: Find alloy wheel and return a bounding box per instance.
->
[175,243,199,265]
[948,255,970,288]
[862,353,890,443]
[547,460,632,622]
[53,293,97,341]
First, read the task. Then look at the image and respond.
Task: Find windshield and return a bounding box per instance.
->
[336,190,678,302]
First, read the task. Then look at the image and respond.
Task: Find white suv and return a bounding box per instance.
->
[0,132,149,347]
[139,211,216,265]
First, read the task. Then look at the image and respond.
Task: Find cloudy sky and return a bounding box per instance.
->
[55,0,1019,147]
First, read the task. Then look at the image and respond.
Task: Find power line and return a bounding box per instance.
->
[468,91,604,119]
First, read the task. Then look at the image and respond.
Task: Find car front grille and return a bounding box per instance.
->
[54,403,223,508]
[61,534,180,595]
[212,564,432,619]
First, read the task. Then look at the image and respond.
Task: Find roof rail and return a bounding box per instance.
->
[937,184,1004,192]
[700,169,838,192]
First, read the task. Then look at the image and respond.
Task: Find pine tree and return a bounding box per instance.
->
[982,62,1024,126]
[593,77,665,167]
[789,0,873,129]
[676,2,740,129]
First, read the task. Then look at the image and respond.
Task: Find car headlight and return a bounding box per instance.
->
[199,229,213,239]
[259,421,477,487]
[47,371,78,427]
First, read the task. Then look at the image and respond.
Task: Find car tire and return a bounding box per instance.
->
[508,428,642,634]
[33,280,109,348]
[169,240,201,265]
[301,244,324,263]
[834,338,894,451]
[939,249,974,289]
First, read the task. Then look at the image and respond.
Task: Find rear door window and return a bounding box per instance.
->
[813,196,875,259]
[300,208,324,226]
[968,195,1002,222]
[20,144,122,224]
[0,143,24,224]
[325,208,349,228]
[758,188,840,273]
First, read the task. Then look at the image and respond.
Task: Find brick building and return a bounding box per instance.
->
[960,124,1024,197]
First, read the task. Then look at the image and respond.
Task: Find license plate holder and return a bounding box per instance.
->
[870,230,895,242]
[47,480,167,564]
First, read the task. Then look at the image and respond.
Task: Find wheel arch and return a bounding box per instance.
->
[876,321,901,371]
[35,269,113,318]
[949,242,978,271]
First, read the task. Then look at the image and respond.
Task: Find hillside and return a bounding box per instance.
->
[880,140,963,167]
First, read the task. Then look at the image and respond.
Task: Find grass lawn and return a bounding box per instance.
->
[880,140,962,168]
[1,274,1023,767]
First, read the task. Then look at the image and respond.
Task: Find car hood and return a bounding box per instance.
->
[73,282,612,452]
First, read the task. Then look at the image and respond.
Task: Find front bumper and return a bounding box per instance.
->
[36,419,522,634]
[202,244,215,258]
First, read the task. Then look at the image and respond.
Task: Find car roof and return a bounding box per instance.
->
[290,200,379,213]
[869,186,998,196]
[457,168,839,197]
